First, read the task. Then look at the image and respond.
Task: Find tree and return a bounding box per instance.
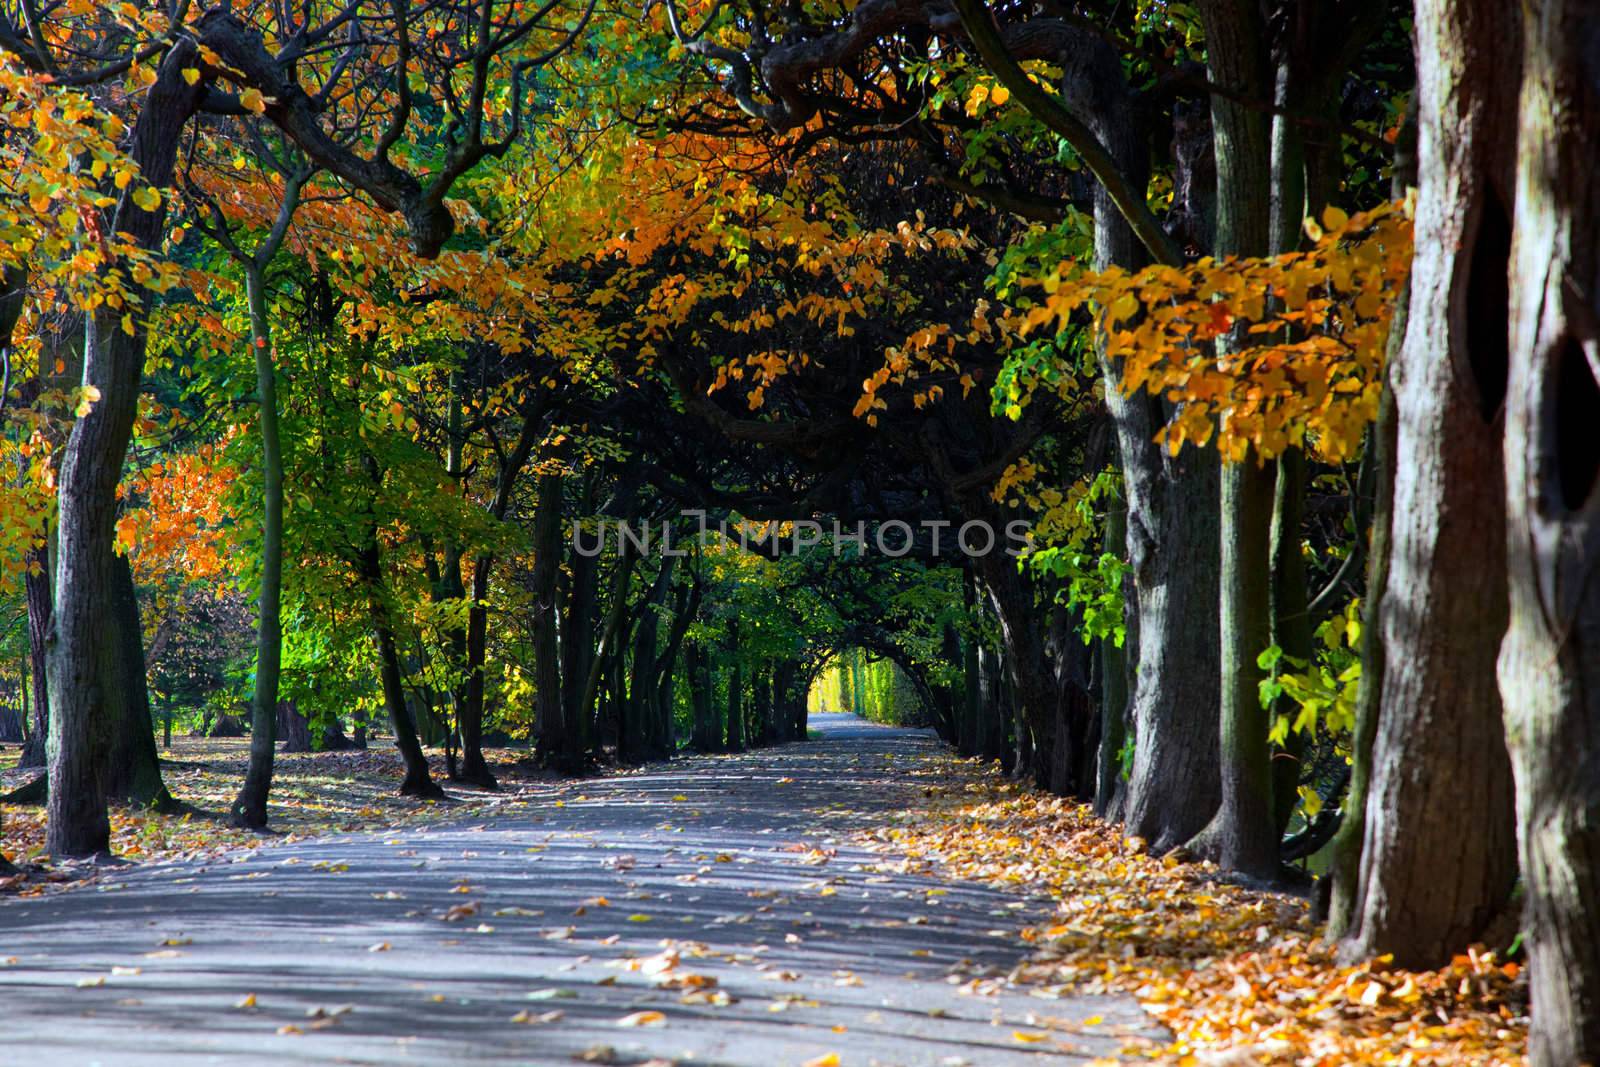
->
[1499,0,1600,1061]
[1335,0,1520,967]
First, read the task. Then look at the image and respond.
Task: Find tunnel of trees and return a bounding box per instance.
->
[0,0,1597,1061]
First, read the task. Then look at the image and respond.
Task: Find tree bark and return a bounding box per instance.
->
[1095,484,1130,820]
[19,543,49,769]
[1499,2,1600,1061]
[1055,25,1222,850]
[724,619,745,752]
[1341,0,1520,966]
[233,259,286,829]
[101,554,175,811]
[530,471,568,765]
[46,43,204,856]
[1326,99,1416,937]
[1182,0,1279,879]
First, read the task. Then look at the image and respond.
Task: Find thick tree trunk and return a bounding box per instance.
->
[1057,27,1221,849]
[372,612,444,798]
[1341,0,1520,966]
[1499,3,1600,1061]
[973,551,1088,793]
[1269,449,1313,833]
[277,700,312,753]
[688,641,716,751]
[101,554,175,811]
[46,42,204,857]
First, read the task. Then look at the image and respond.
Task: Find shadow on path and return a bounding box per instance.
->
[0,714,1156,1065]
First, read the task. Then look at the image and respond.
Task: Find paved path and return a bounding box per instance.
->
[0,715,1154,1066]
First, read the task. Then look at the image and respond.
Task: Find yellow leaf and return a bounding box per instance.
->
[240,88,267,114]
[131,186,160,212]
[616,1010,667,1028]
[1322,205,1350,232]
[802,1055,842,1067]
[1012,1030,1048,1043]
[181,68,200,86]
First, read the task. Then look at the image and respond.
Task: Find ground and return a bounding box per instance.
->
[0,715,1527,1065]
[0,715,1155,1066]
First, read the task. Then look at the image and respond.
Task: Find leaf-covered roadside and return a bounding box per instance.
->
[865,757,1526,1066]
[0,741,557,894]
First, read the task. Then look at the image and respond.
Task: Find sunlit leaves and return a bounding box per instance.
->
[1017,203,1414,463]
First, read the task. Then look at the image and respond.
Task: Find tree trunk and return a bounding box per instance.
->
[1341,0,1520,966]
[358,535,443,798]
[652,577,699,757]
[232,261,285,829]
[752,664,772,746]
[1499,2,1600,1060]
[1095,484,1130,820]
[19,542,50,769]
[277,700,312,753]
[724,620,745,753]
[1183,0,1280,880]
[557,478,602,767]
[46,41,205,858]
[531,471,570,767]
[579,550,638,756]
[624,557,675,763]
[459,404,542,787]
[1057,28,1222,849]
[688,641,715,751]
[1325,95,1415,936]
[101,554,175,811]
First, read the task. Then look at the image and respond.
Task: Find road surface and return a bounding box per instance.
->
[0,714,1156,1065]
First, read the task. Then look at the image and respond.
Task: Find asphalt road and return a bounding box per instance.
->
[0,714,1155,1066]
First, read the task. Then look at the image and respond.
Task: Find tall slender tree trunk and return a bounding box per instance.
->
[1095,484,1130,820]
[1327,104,1414,938]
[1499,2,1600,1061]
[19,543,50,770]
[531,471,568,765]
[458,405,541,785]
[688,641,715,751]
[1341,0,1520,966]
[579,550,638,753]
[1180,0,1280,880]
[46,43,205,857]
[373,610,444,799]
[354,446,442,799]
[724,620,745,753]
[233,261,286,829]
